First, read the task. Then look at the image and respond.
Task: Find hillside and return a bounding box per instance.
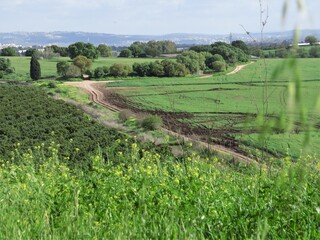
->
[0,29,319,47]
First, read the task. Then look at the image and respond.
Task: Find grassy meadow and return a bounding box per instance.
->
[107,58,320,158]
[1,140,319,239]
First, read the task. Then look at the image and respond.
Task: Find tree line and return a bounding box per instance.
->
[119,40,177,58]
[54,41,249,79]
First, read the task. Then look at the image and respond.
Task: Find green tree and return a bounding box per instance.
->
[41,46,59,59]
[161,40,177,53]
[296,48,309,58]
[128,42,145,58]
[309,47,320,58]
[205,54,224,69]
[73,55,92,73]
[209,42,248,64]
[1,47,17,56]
[133,62,150,77]
[97,44,112,57]
[119,49,132,58]
[212,61,227,72]
[50,45,68,57]
[94,67,105,78]
[56,61,70,77]
[109,63,132,77]
[161,59,189,77]
[190,45,213,52]
[305,35,318,45]
[231,40,249,54]
[66,65,81,78]
[210,43,237,65]
[25,48,38,57]
[275,48,289,58]
[148,61,164,77]
[68,42,99,59]
[30,56,41,80]
[176,50,206,74]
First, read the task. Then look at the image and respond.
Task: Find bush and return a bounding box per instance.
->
[141,115,163,130]
[5,67,15,74]
[94,67,105,78]
[118,109,134,122]
[0,71,3,79]
[133,62,150,77]
[309,47,320,58]
[161,59,189,77]
[47,82,57,89]
[102,66,109,75]
[66,65,81,78]
[56,61,70,77]
[119,49,132,58]
[109,63,132,77]
[0,58,11,71]
[1,47,17,56]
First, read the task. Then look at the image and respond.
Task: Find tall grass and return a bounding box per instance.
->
[0,141,319,239]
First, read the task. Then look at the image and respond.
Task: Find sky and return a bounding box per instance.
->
[0,0,319,35]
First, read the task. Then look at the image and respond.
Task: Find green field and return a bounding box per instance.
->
[4,56,162,80]
[107,58,320,158]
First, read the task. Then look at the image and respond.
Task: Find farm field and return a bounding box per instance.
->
[0,84,319,239]
[0,84,140,165]
[106,58,320,158]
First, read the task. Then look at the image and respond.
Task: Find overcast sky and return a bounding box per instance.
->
[0,0,319,35]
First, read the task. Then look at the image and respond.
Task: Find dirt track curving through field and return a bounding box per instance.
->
[227,62,254,75]
[64,80,255,164]
[65,81,120,112]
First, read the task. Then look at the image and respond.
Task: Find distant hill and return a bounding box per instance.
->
[0,30,319,47]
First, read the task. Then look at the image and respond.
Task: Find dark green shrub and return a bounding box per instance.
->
[5,67,15,74]
[141,115,163,130]
[47,82,57,88]
[94,67,105,78]
[0,58,10,70]
[109,63,132,77]
[103,66,109,75]
[56,61,70,77]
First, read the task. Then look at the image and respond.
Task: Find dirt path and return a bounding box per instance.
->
[65,81,120,112]
[199,74,213,79]
[227,62,254,75]
[64,80,255,164]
